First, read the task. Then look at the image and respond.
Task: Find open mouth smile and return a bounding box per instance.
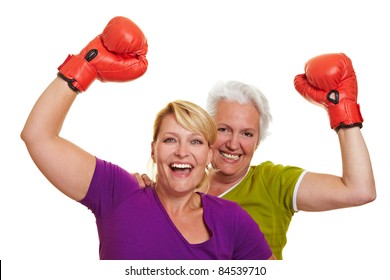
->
[220,151,240,160]
[170,163,193,174]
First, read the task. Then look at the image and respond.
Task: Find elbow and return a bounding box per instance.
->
[363,179,377,204]
[21,123,40,148]
[352,183,377,206]
[365,187,377,204]
[20,125,33,146]
[20,126,29,144]
[360,192,376,206]
[21,112,44,145]
[20,127,28,143]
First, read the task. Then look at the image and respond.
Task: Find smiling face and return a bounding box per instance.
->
[151,114,213,196]
[212,100,260,182]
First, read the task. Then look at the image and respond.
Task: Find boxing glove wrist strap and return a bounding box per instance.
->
[335,122,363,133]
[328,101,363,132]
[57,72,80,93]
[57,50,98,93]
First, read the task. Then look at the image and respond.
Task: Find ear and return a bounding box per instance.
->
[151,141,156,162]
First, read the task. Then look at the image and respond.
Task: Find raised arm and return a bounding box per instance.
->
[294,53,376,211]
[21,16,148,201]
[21,78,94,201]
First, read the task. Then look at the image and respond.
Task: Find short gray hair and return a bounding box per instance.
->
[206,80,272,143]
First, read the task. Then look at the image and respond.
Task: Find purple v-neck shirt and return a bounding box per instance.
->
[80,157,272,260]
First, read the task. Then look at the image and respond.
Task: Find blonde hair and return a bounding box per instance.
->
[149,100,217,192]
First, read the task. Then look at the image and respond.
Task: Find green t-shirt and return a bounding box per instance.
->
[221,161,305,260]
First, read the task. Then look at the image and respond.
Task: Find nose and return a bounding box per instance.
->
[226,133,239,150]
[175,141,190,157]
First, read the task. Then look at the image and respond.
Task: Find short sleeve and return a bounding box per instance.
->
[79,157,140,219]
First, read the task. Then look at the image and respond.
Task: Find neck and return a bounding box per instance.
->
[155,186,201,214]
[208,171,245,196]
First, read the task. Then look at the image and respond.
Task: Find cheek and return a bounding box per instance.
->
[242,140,257,155]
[215,133,228,147]
[153,145,169,163]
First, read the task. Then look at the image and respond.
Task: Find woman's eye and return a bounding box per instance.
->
[243,132,254,137]
[218,127,229,133]
[163,138,176,143]
[191,139,203,145]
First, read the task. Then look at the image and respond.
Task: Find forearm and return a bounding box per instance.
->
[338,127,376,204]
[20,16,148,202]
[21,77,95,201]
[21,77,76,143]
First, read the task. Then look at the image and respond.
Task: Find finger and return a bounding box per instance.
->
[141,174,154,186]
[132,172,145,187]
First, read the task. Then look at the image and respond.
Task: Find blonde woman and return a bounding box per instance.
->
[21,16,274,260]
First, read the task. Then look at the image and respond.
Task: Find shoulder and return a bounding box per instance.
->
[248,161,305,180]
[90,157,140,194]
[251,160,286,173]
[81,157,143,218]
[94,157,135,181]
[95,157,128,174]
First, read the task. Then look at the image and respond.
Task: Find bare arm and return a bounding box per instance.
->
[20,17,148,202]
[21,78,96,201]
[296,127,376,211]
[294,53,376,211]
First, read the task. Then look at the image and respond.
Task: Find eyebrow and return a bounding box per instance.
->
[161,131,204,138]
[217,123,256,131]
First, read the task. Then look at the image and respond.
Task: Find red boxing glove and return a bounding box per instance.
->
[294,53,363,131]
[58,16,148,93]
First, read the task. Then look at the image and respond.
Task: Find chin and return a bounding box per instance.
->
[216,167,239,176]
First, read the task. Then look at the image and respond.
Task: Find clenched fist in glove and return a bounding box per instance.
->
[58,16,148,93]
[294,53,363,132]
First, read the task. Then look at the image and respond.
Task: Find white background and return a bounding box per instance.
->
[1,0,389,279]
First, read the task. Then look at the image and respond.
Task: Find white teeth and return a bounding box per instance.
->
[221,152,240,160]
[171,163,192,169]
